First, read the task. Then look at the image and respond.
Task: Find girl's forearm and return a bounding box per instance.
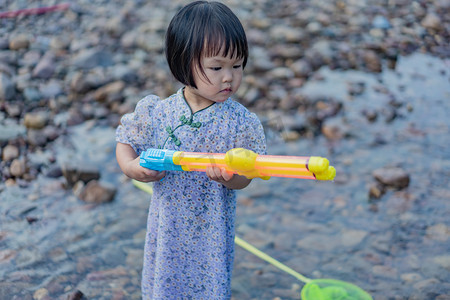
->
[116,143,138,173]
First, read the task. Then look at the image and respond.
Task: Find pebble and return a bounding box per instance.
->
[33,288,50,300]
[421,13,442,31]
[61,163,101,186]
[10,158,27,177]
[32,52,56,79]
[2,144,20,161]
[9,34,30,50]
[372,167,410,189]
[0,72,16,101]
[24,112,49,130]
[79,180,116,204]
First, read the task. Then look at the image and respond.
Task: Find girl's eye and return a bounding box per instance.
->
[211,67,221,71]
[233,65,242,69]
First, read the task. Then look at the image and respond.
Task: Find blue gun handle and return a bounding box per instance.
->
[139,148,183,171]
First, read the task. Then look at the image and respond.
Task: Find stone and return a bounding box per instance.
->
[9,34,30,50]
[27,129,48,147]
[24,112,49,130]
[32,52,55,79]
[62,164,101,186]
[2,144,19,161]
[363,50,382,72]
[79,180,117,204]
[72,48,114,69]
[372,167,410,189]
[289,59,312,77]
[369,182,386,199]
[421,13,442,31]
[67,290,87,300]
[10,158,27,177]
[0,72,15,101]
[33,288,49,300]
[39,79,63,99]
[426,224,449,242]
[93,81,125,103]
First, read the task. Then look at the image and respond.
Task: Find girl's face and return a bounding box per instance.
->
[185,49,244,110]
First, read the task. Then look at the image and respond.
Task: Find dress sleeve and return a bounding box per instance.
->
[234,111,267,155]
[115,95,160,155]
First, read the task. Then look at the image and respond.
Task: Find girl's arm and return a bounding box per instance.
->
[116,142,165,182]
[206,166,252,190]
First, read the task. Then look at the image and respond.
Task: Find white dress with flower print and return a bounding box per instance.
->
[116,88,266,299]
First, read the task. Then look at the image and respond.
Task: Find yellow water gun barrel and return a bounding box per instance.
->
[140,148,336,181]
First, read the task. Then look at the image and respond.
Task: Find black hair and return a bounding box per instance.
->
[165,1,248,88]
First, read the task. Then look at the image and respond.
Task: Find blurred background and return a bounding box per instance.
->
[1,0,449,299]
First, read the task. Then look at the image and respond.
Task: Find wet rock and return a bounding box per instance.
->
[289,59,312,77]
[372,15,391,29]
[0,249,17,263]
[27,129,48,147]
[32,52,56,79]
[341,229,368,247]
[79,180,116,204]
[9,34,30,50]
[2,144,19,161]
[251,271,277,287]
[10,158,27,177]
[433,255,450,270]
[24,87,42,102]
[421,13,442,31]
[372,265,398,279]
[24,112,49,130]
[33,288,49,300]
[268,67,295,80]
[39,79,63,99]
[67,290,87,300]
[426,224,449,242]
[72,48,114,69]
[62,164,101,186]
[86,266,127,281]
[269,25,305,43]
[369,182,386,199]
[362,108,378,122]
[321,118,350,140]
[111,64,138,83]
[401,272,423,283]
[93,81,125,103]
[372,167,410,189]
[0,123,26,143]
[0,72,16,101]
[363,50,382,72]
[347,81,366,96]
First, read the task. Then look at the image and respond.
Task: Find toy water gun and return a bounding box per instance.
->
[139,148,335,181]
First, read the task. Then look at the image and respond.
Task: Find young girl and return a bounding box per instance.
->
[116,1,266,298]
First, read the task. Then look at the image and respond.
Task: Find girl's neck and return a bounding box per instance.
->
[183,86,215,113]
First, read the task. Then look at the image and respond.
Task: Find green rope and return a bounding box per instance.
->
[132,179,311,284]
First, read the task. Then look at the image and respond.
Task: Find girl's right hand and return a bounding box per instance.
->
[123,156,166,182]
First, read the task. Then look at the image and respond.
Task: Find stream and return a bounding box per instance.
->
[1,53,449,299]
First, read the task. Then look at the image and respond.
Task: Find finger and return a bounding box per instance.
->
[155,171,166,181]
[220,168,234,181]
[206,166,220,180]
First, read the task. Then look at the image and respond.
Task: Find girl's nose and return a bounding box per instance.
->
[223,69,232,82]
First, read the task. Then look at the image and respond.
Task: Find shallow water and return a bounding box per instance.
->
[1,53,449,299]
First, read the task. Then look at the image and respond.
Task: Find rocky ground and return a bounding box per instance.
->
[1,0,448,187]
[0,0,449,299]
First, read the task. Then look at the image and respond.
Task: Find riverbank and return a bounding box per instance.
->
[1,1,449,299]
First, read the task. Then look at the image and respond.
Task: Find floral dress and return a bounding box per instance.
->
[116,88,266,299]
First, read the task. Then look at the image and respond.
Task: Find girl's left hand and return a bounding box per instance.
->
[206,166,234,183]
